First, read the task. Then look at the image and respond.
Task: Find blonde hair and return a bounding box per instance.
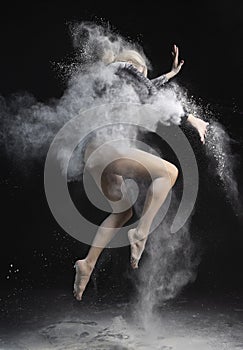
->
[102,49,148,76]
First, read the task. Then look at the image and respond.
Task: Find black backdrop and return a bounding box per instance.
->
[0,0,243,297]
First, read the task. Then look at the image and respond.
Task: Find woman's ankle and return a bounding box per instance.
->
[84,258,96,270]
[130,227,148,241]
[136,226,149,240]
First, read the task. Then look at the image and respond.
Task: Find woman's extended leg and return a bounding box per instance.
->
[73,173,133,301]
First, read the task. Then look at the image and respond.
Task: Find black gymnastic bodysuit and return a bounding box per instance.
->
[110,61,189,125]
[80,61,189,174]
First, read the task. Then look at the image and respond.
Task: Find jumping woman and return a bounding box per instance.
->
[73,44,209,301]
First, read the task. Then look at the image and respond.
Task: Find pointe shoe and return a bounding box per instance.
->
[73,260,93,301]
[128,228,146,269]
[130,256,139,269]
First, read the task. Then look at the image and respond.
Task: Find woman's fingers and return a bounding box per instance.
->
[204,122,209,134]
[179,60,184,68]
[199,122,209,144]
[174,45,178,65]
[175,45,179,58]
[199,129,204,144]
[172,44,181,68]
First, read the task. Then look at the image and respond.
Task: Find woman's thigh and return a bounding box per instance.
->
[106,148,176,181]
[85,147,177,206]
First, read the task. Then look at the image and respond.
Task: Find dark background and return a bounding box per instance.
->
[0,0,243,301]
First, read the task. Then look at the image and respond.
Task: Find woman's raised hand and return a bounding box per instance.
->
[164,44,184,80]
[171,44,184,76]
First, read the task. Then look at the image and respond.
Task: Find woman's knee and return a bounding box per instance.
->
[168,163,179,186]
[104,188,123,201]
[160,162,179,187]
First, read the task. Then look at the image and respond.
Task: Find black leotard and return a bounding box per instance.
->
[110,61,189,125]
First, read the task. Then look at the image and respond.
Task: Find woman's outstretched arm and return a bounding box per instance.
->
[164,44,184,80]
[149,45,208,143]
[185,114,209,144]
[151,44,184,88]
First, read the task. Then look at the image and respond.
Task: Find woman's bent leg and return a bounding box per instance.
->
[128,176,173,268]
[109,148,179,268]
